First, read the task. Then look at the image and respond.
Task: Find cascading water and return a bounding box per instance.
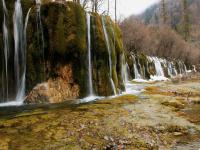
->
[178,61,183,74]
[13,0,26,102]
[24,8,32,52]
[1,0,9,101]
[167,62,173,77]
[184,64,187,73]
[0,0,31,106]
[120,54,130,93]
[152,57,165,77]
[150,57,168,81]
[102,16,117,95]
[132,55,141,79]
[86,13,94,96]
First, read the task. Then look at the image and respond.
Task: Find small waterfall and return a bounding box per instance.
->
[1,0,9,101]
[184,64,187,73]
[178,61,182,74]
[124,63,129,82]
[152,57,165,77]
[174,66,178,76]
[167,62,173,77]
[121,54,129,84]
[193,65,197,72]
[102,16,116,95]
[132,55,141,79]
[86,13,94,96]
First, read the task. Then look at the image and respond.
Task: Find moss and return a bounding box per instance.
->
[25,2,88,97]
[0,1,126,98]
[137,53,151,79]
[90,13,112,96]
[162,101,185,109]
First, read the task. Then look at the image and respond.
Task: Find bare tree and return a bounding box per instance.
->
[161,0,168,25]
[91,0,104,13]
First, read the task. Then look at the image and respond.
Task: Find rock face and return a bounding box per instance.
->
[25,64,79,104]
[0,0,125,103]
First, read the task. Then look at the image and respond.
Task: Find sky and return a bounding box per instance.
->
[108,0,161,19]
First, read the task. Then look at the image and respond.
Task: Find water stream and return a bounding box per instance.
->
[101,16,117,95]
[13,0,26,102]
[132,55,142,79]
[0,0,31,106]
[86,13,94,96]
[1,0,9,101]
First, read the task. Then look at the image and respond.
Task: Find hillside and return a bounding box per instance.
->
[120,0,200,67]
[139,0,200,47]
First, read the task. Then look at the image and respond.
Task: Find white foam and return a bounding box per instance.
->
[123,82,144,95]
[81,95,104,103]
[150,75,168,81]
[0,101,23,107]
[132,79,149,83]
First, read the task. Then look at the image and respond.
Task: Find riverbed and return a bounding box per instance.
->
[0,77,199,150]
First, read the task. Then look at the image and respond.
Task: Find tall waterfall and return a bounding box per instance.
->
[1,0,9,101]
[102,16,117,95]
[0,0,31,106]
[13,0,26,101]
[86,13,94,96]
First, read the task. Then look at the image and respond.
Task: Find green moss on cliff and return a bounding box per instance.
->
[0,1,125,98]
[91,13,113,96]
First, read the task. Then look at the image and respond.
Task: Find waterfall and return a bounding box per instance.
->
[121,54,127,83]
[152,57,165,77]
[184,64,187,73]
[134,64,141,79]
[102,16,116,95]
[167,62,173,77]
[1,0,9,101]
[86,13,94,96]
[24,8,32,51]
[13,0,26,101]
[149,57,168,81]
[178,61,182,74]
[132,55,141,79]
[193,65,197,72]
[0,0,31,105]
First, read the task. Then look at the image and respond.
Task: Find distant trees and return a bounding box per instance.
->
[160,0,191,41]
[182,0,190,41]
[120,16,200,65]
[161,0,168,25]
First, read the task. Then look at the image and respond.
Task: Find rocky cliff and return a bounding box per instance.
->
[0,0,125,103]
